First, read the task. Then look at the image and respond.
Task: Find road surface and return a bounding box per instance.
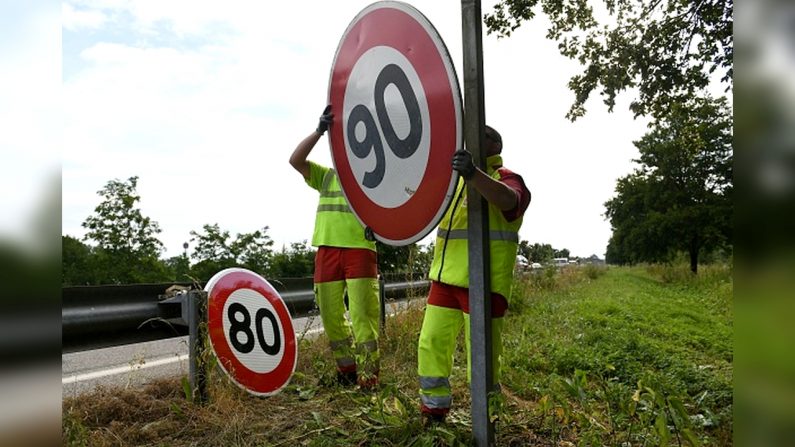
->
[62,299,418,396]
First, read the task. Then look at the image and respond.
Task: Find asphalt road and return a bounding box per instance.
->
[62,299,417,396]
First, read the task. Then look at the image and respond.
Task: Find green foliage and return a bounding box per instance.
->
[583,263,607,280]
[164,254,190,282]
[188,223,274,281]
[63,265,731,445]
[376,241,433,274]
[62,410,89,447]
[62,235,92,285]
[484,0,733,120]
[605,96,733,273]
[78,176,171,284]
[518,241,569,264]
[82,176,163,257]
[270,241,316,277]
[504,265,733,445]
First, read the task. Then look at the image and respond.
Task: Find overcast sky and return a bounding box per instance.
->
[60,0,653,260]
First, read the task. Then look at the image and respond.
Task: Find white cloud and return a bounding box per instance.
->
[63,1,656,259]
[62,2,107,31]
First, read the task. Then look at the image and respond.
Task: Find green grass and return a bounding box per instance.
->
[504,264,733,445]
[63,264,733,446]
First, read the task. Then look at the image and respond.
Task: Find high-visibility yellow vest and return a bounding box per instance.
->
[428,155,523,300]
[307,162,376,251]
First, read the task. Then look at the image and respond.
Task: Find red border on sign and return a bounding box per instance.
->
[207,269,297,395]
[329,5,459,243]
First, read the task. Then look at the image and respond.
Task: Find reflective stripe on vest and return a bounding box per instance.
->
[320,190,345,198]
[436,228,519,243]
[317,204,352,213]
[311,168,376,250]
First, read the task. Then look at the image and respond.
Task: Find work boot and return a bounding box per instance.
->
[421,412,446,427]
[336,370,357,386]
[358,376,378,391]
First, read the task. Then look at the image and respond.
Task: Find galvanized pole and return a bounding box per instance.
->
[461,0,494,444]
[188,290,208,403]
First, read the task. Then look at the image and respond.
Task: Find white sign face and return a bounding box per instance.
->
[343,45,431,209]
[222,288,284,374]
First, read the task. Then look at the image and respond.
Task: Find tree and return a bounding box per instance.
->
[521,242,556,263]
[604,95,732,272]
[164,254,191,282]
[554,248,571,259]
[189,223,274,281]
[229,226,274,274]
[62,235,92,285]
[376,242,433,275]
[81,176,169,283]
[270,241,316,277]
[484,0,733,120]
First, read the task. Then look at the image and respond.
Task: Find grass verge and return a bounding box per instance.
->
[63,264,732,446]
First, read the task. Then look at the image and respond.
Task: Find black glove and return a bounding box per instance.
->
[364,226,376,241]
[452,150,476,180]
[316,105,333,134]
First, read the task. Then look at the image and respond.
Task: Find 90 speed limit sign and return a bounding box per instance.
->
[328,1,462,245]
[206,268,297,396]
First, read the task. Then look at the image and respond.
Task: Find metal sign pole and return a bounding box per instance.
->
[461,0,494,445]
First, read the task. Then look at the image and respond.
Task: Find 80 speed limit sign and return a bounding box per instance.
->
[206,268,297,396]
[328,1,462,245]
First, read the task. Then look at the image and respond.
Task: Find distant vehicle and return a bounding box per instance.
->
[530,262,542,270]
[516,255,530,271]
[553,257,569,268]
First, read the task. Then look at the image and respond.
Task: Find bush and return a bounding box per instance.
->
[583,263,607,280]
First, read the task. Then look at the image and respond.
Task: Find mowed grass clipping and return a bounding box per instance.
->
[63,264,732,446]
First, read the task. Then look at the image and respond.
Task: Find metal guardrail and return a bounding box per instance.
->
[62,274,429,353]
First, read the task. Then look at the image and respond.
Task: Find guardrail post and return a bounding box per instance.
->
[187,290,208,403]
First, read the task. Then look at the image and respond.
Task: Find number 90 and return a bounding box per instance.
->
[347,63,423,189]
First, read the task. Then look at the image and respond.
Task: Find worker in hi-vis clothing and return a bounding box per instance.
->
[418,125,531,423]
[289,105,380,389]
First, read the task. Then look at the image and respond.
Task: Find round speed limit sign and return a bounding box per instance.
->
[328,1,462,245]
[206,268,297,396]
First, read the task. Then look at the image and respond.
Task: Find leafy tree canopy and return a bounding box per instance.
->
[485,0,733,120]
[376,242,434,275]
[604,95,732,272]
[80,177,168,283]
[270,241,316,278]
[189,223,274,281]
[82,176,163,257]
[518,241,571,263]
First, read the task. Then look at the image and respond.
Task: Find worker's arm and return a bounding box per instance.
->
[289,105,333,180]
[289,131,322,180]
[466,167,518,211]
[452,150,518,211]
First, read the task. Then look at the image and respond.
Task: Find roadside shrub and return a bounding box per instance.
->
[583,263,607,280]
[645,262,732,288]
